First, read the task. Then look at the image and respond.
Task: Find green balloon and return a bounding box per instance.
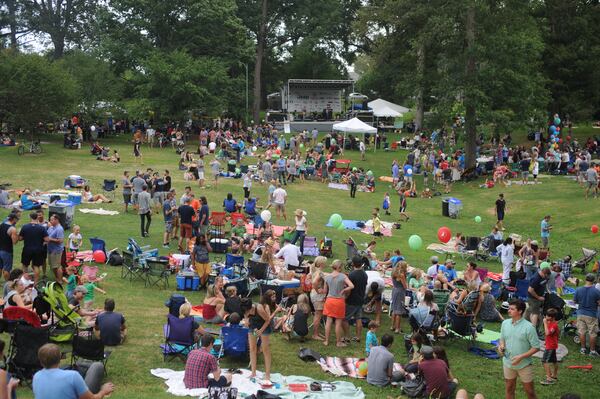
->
[235,168,241,174]
[540,261,551,270]
[329,213,343,228]
[299,143,305,149]
[474,216,482,223]
[366,170,373,177]
[408,235,423,250]
[337,223,345,231]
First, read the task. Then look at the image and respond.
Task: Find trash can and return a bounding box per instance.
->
[442,199,450,217]
[448,197,463,219]
[49,200,74,229]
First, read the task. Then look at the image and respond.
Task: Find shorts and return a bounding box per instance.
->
[345,304,362,321]
[497,211,505,221]
[123,193,131,204]
[526,297,543,315]
[180,223,193,239]
[542,349,557,364]
[310,291,325,311]
[399,206,406,213]
[0,251,13,272]
[275,203,285,212]
[164,221,173,233]
[198,171,205,180]
[541,237,549,248]
[577,315,599,336]
[521,171,529,179]
[48,251,62,269]
[194,262,211,277]
[373,231,383,237]
[503,365,534,383]
[21,250,45,267]
[323,297,346,319]
[588,181,598,188]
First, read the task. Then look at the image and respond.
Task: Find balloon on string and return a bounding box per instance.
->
[260,210,272,222]
[549,125,556,133]
[474,216,482,223]
[357,361,368,377]
[408,235,423,250]
[437,227,452,243]
[554,117,561,126]
[329,213,343,228]
[592,225,599,234]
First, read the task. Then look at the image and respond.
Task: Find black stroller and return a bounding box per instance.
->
[573,248,597,273]
[344,236,370,270]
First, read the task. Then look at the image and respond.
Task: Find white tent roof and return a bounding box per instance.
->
[332,117,377,134]
[372,105,402,118]
[368,98,410,115]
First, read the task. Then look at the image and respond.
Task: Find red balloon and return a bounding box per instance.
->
[567,136,572,141]
[437,227,452,243]
[93,250,106,263]
[559,139,563,144]
[556,126,561,131]
[592,225,599,234]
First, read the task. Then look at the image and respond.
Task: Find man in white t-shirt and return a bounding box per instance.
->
[275,239,301,269]
[271,183,287,221]
[359,141,366,161]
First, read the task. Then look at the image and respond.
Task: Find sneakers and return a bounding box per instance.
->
[580,348,588,355]
[590,351,600,357]
[163,244,170,249]
[540,379,555,385]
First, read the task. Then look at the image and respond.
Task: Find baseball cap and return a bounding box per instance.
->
[585,273,596,283]
[430,256,439,263]
[74,285,88,294]
[420,345,434,356]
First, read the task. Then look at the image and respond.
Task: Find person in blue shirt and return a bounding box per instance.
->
[277,158,287,186]
[365,320,379,356]
[573,273,600,356]
[33,343,114,399]
[244,197,258,216]
[442,260,457,285]
[540,215,552,248]
[222,193,238,213]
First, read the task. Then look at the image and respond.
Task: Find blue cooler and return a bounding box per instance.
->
[68,193,82,205]
[176,271,200,291]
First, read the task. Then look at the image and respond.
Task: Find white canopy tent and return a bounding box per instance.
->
[332,117,377,153]
[368,98,410,114]
[372,105,402,118]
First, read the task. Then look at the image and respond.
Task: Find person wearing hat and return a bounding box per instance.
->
[69,285,99,322]
[418,345,456,398]
[573,274,600,356]
[291,209,307,254]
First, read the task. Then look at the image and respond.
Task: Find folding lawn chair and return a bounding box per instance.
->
[230,212,246,226]
[507,279,529,301]
[8,323,50,385]
[71,327,112,374]
[209,211,227,239]
[102,179,117,200]
[446,309,477,346]
[490,279,502,299]
[248,259,268,280]
[302,236,319,257]
[574,248,598,273]
[162,314,197,362]
[121,250,145,281]
[90,237,107,260]
[433,289,451,316]
[218,325,250,359]
[145,258,170,289]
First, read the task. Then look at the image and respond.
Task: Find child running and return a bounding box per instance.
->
[81,274,106,310]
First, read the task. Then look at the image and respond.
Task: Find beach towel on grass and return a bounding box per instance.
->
[328,183,349,191]
[325,220,363,230]
[151,368,365,399]
[74,250,94,262]
[318,356,403,379]
[245,223,287,238]
[79,208,120,215]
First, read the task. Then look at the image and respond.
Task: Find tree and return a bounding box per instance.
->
[0,50,77,131]
[0,0,29,49]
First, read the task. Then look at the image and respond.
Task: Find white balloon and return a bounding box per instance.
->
[252,146,257,152]
[407,168,413,175]
[260,210,272,222]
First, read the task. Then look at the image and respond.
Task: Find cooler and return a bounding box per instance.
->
[49,200,75,229]
[176,271,200,291]
[65,175,86,189]
[171,254,191,270]
[210,238,229,253]
[448,197,462,218]
[68,193,82,205]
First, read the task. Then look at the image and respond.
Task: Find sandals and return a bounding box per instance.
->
[540,379,555,385]
[351,336,360,343]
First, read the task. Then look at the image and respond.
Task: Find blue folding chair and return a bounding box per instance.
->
[218,325,250,359]
[514,279,529,301]
[490,279,502,299]
[90,237,106,258]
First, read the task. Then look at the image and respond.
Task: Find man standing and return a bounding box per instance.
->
[0,213,19,281]
[540,215,552,248]
[131,171,146,210]
[573,273,600,356]
[122,171,133,213]
[495,193,506,231]
[178,197,195,252]
[366,334,403,387]
[349,170,358,199]
[184,334,231,389]
[95,298,127,346]
[499,299,540,399]
[33,343,114,399]
[359,141,366,161]
[524,267,551,330]
[19,211,49,284]
[198,196,210,237]
[312,128,318,146]
[47,215,65,282]
[391,160,400,186]
[344,256,368,342]
[272,183,287,221]
[585,163,598,199]
[276,157,287,186]
[162,191,175,248]
[138,185,152,237]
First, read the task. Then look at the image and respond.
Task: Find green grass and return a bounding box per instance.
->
[1,131,599,399]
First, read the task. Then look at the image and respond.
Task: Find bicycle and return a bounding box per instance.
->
[17,139,42,155]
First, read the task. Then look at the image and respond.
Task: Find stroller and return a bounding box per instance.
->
[344,236,370,270]
[40,282,82,342]
[573,248,598,273]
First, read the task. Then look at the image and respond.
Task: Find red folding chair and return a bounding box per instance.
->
[209,211,227,239]
[230,212,246,227]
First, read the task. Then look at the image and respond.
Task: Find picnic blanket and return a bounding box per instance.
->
[79,208,119,215]
[378,176,394,183]
[73,250,94,263]
[245,223,287,238]
[533,342,568,362]
[361,220,393,237]
[318,356,403,379]
[325,220,363,230]
[328,183,349,191]
[473,328,501,345]
[151,368,365,399]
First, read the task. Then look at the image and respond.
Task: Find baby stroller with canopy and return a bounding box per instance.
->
[573,248,598,273]
[40,281,82,342]
[344,236,370,270]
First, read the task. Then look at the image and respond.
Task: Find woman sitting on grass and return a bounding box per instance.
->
[478,283,503,322]
[82,185,111,203]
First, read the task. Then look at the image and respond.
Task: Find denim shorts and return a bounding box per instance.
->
[0,251,13,272]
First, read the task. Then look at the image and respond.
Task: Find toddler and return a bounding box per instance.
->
[68,225,83,253]
[365,321,379,356]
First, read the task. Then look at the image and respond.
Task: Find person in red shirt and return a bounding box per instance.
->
[540,308,559,385]
[183,334,231,389]
[418,345,456,399]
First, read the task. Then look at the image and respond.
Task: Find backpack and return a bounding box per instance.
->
[208,387,238,399]
[298,347,322,362]
[400,375,426,398]
[108,251,123,266]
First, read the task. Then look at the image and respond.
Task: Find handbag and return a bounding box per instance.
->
[400,375,426,398]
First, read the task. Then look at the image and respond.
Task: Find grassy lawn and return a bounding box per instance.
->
[1,128,599,399]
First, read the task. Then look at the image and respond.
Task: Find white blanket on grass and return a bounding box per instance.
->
[78,208,119,215]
